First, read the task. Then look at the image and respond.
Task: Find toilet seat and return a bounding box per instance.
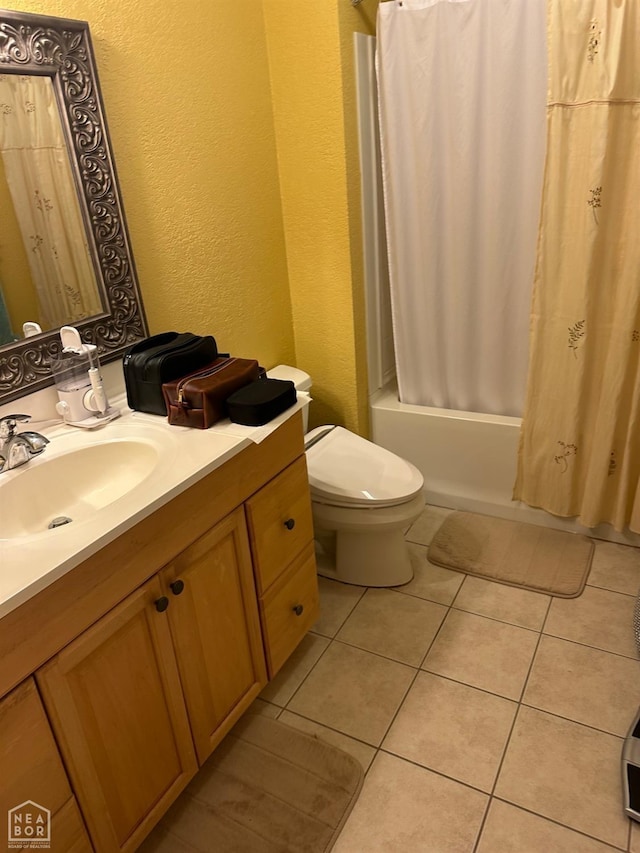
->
[305,425,424,509]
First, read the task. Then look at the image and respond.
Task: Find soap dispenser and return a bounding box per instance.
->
[50,326,120,427]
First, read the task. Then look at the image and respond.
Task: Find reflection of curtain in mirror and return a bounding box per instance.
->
[0,75,101,328]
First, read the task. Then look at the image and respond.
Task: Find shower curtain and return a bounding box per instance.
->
[376,0,547,416]
[514,0,640,533]
[0,75,101,328]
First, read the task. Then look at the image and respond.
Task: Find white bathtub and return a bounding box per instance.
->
[371,383,640,547]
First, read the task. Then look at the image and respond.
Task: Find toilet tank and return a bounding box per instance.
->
[266,365,312,432]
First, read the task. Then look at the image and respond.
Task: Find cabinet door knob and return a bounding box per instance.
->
[155,596,170,613]
[292,604,304,616]
[283,518,296,530]
[170,579,185,595]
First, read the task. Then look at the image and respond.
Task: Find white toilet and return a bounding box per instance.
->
[268,366,425,587]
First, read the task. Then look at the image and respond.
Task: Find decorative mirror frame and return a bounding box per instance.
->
[0,9,147,402]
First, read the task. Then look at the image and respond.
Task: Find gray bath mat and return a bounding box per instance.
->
[428,511,594,597]
[139,713,364,853]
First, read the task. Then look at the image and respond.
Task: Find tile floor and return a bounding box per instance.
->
[253,505,640,852]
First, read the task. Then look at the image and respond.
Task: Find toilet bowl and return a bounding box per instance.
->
[267,366,425,587]
[305,425,424,586]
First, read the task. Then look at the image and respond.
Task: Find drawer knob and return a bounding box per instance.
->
[155,596,170,613]
[284,518,296,530]
[170,579,185,596]
[292,604,304,616]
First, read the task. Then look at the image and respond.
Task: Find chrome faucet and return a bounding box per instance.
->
[0,414,49,473]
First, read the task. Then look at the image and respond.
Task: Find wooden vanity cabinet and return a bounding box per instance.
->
[0,412,318,853]
[0,678,92,852]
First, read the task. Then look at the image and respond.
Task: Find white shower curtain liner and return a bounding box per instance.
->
[376,0,547,416]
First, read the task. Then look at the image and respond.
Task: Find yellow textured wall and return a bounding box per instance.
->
[262,1,375,435]
[7,0,295,369]
[6,1,377,432]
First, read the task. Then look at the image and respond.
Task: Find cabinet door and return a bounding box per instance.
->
[36,577,197,853]
[162,508,267,764]
[0,677,80,852]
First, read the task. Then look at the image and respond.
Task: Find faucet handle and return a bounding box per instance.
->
[0,414,30,439]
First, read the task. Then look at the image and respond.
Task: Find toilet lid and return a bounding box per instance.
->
[305,426,424,507]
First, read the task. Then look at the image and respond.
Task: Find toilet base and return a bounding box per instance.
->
[311,492,424,587]
[335,528,414,586]
[315,529,413,586]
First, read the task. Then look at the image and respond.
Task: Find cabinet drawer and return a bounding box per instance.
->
[260,545,319,677]
[245,456,314,593]
[0,677,71,852]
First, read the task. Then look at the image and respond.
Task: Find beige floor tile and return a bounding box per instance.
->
[333,751,488,853]
[259,632,329,706]
[336,588,447,666]
[588,541,640,596]
[287,641,415,746]
[477,799,621,853]
[632,820,640,853]
[395,542,465,605]
[405,505,453,546]
[245,698,281,719]
[454,575,550,630]
[495,706,628,848]
[544,585,638,658]
[278,710,376,773]
[422,610,539,700]
[523,634,640,736]
[383,672,517,792]
[312,576,366,638]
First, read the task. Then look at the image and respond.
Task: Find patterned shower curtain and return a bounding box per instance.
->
[0,75,101,329]
[514,0,640,532]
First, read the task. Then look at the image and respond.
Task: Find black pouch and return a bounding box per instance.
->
[227,378,297,426]
[123,332,218,415]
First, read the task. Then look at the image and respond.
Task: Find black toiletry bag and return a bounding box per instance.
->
[227,378,297,426]
[123,332,218,415]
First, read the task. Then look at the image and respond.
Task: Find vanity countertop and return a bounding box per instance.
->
[0,393,309,619]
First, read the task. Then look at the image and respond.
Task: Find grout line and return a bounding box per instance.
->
[490,796,630,853]
[517,702,626,741]
[473,608,551,852]
[449,603,545,634]
[472,797,493,853]
[269,634,335,710]
[389,581,462,608]
[587,580,640,598]
[319,635,421,671]
[417,667,520,704]
[517,596,552,704]
[541,629,639,662]
[278,708,380,753]
[377,746,492,799]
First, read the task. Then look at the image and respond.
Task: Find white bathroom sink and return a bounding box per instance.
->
[0,436,164,539]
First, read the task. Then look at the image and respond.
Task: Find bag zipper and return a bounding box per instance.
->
[175,358,236,405]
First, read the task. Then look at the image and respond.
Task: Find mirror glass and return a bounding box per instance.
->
[0,74,103,343]
[0,10,147,402]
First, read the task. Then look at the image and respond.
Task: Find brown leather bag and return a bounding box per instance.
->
[162,357,261,428]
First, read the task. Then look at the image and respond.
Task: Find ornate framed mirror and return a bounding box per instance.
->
[0,9,147,402]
